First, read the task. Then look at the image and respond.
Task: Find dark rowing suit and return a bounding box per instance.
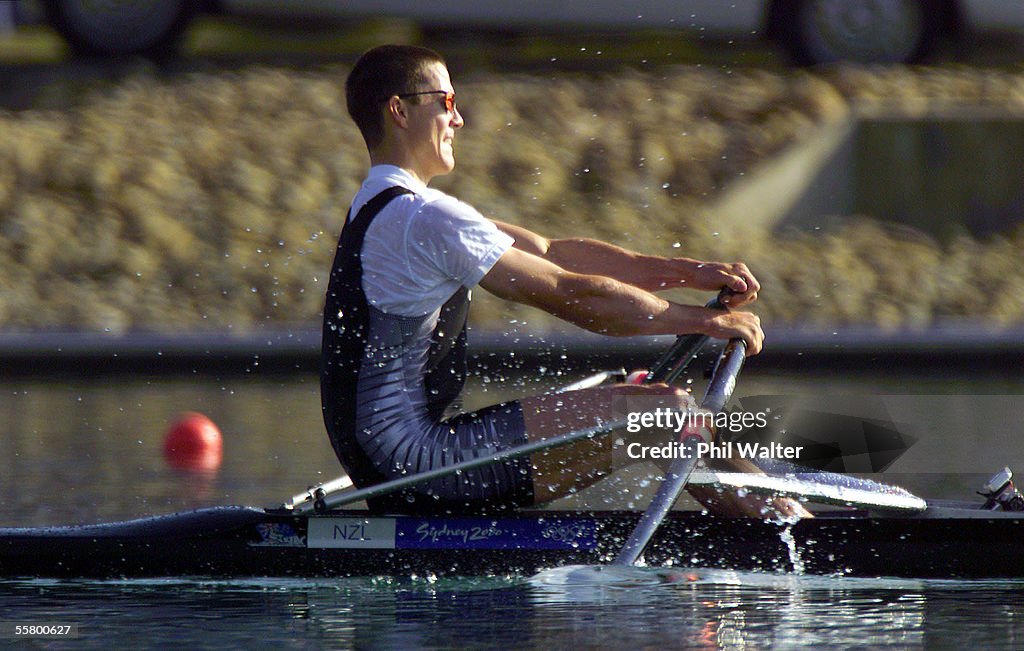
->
[321,183,533,514]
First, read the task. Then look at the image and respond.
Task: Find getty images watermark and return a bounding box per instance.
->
[613,393,935,474]
[623,407,806,461]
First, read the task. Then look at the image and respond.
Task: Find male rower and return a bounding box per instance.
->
[322,44,808,518]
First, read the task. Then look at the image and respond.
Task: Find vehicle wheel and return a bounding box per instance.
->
[776,0,939,65]
[42,0,195,57]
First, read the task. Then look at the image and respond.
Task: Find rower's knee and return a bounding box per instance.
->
[607,384,706,474]
[608,382,697,422]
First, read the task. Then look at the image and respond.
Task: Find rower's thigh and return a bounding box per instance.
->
[521,384,692,503]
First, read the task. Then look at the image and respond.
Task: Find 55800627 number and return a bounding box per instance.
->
[3,624,79,638]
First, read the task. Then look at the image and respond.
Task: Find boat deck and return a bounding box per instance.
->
[1,505,1021,579]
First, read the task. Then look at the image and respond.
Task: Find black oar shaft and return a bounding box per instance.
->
[644,293,725,385]
[645,333,707,385]
[613,338,747,566]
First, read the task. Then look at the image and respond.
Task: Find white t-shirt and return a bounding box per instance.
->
[350,165,514,318]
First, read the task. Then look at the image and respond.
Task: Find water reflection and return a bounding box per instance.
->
[0,377,334,526]
[527,566,1024,649]
[3,572,1024,649]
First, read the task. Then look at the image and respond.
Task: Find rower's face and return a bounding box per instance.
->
[405,63,463,180]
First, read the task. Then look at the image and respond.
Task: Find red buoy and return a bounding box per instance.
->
[163,412,223,471]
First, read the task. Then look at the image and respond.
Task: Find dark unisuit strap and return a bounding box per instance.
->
[321,187,413,491]
[320,186,472,492]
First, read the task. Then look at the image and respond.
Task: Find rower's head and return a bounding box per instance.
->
[347,44,464,184]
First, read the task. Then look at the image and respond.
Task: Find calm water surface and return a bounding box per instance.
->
[2,369,1024,649]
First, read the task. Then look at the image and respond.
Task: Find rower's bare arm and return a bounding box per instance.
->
[493,220,759,307]
[479,247,764,354]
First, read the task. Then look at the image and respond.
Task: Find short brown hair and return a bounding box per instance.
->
[346,44,446,149]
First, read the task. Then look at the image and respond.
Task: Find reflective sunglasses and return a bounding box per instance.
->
[397,90,456,113]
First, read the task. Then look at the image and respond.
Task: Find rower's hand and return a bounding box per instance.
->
[704,310,764,356]
[688,457,814,520]
[690,262,760,307]
[689,486,814,520]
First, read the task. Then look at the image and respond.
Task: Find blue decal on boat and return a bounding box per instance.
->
[396,517,598,550]
[251,522,305,547]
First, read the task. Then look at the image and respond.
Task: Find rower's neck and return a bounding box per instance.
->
[369,148,431,187]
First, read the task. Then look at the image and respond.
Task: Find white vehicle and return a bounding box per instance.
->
[27,1,1024,64]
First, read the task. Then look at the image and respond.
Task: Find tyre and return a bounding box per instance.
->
[776,0,940,65]
[42,0,195,57]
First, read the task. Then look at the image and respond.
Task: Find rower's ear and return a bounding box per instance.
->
[385,96,409,129]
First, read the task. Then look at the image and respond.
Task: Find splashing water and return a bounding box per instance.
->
[777,521,805,575]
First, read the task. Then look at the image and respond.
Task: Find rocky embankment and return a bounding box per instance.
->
[2,65,1024,333]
